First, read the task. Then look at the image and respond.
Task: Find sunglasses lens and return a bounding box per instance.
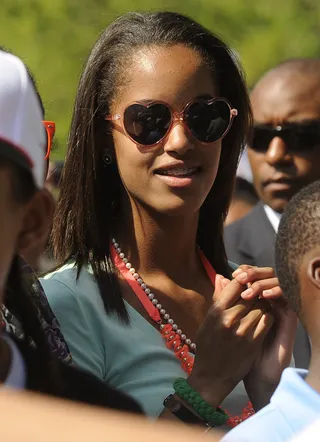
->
[124,103,171,146]
[251,122,320,153]
[291,123,320,151]
[185,99,231,143]
[251,127,273,152]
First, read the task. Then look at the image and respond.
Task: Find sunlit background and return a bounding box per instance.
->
[1,0,320,159]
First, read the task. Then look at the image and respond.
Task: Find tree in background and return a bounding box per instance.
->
[1,0,319,159]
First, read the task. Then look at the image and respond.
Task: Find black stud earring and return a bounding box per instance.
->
[102,152,113,166]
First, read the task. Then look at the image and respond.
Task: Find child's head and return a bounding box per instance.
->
[276,180,320,333]
[0,51,52,303]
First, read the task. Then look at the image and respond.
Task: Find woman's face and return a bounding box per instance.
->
[110,45,222,216]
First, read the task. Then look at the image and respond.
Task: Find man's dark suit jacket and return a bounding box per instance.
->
[13,337,142,415]
[224,203,311,369]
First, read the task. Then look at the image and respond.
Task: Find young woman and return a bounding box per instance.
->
[42,12,296,429]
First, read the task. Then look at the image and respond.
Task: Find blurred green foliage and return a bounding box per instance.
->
[1,0,320,159]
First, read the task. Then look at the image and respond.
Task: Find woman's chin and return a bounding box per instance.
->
[147,197,203,217]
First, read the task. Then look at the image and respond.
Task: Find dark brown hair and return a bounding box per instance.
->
[51,11,252,321]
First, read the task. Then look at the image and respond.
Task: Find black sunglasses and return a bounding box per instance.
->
[250,121,320,154]
[106,98,238,147]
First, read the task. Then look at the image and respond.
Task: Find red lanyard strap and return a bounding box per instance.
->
[198,249,216,285]
[111,245,161,322]
[111,245,216,323]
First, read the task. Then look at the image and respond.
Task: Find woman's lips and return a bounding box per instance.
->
[154,167,201,187]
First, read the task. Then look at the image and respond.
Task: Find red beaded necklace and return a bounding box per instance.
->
[111,240,254,427]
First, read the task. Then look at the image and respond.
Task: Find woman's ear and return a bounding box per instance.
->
[18,189,55,270]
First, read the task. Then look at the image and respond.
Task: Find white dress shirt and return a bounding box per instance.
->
[223,368,320,442]
[290,418,320,441]
[264,205,282,232]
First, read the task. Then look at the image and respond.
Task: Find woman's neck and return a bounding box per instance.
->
[114,201,200,279]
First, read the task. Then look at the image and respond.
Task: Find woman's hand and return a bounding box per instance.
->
[231,265,297,409]
[232,265,282,300]
[244,297,297,409]
[188,275,274,409]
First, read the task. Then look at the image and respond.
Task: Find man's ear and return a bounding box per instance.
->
[18,189,55,269]
[307,257,320,290]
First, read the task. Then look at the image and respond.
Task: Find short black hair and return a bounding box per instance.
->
[275,180,320,313]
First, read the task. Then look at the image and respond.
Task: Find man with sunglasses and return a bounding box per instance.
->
[225,58,320,370]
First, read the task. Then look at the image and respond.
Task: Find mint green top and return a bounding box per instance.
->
[41,263,249,420]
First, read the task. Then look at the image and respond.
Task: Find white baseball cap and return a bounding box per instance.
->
[0,50,45,188]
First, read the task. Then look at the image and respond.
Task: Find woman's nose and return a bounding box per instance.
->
[163,122,195,156]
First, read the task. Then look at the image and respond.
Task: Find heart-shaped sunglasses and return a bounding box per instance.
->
[105,98,237,147]
[43,121,55,159]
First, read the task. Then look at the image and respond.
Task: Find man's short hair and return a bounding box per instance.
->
[275,180,320,314]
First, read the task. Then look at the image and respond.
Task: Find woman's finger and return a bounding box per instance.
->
[213,278,247,309]
[252,312,275,340]
[240,277,281,299]
[214,274,224,295]
[222,298,260,326]
[232,264,258,278]
[236,304,267,336]
[261,286,283,299]
[221,277,231,289]
[233,266,275,285]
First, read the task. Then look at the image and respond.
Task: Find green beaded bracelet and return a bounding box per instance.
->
[173,378,228,427]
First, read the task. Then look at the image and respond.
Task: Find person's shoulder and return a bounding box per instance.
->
[40,263,102,313]
[41,264,97,299]
[222,403,290,442]
[58,362,143,414]
[291,419,320,442]
[42,263,79,288]
[225,203,263,235]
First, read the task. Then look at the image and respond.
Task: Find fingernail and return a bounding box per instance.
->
[262,290,273,296]
[241,288,253,298]
[236,272,248,281]
[232,268,242,277]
